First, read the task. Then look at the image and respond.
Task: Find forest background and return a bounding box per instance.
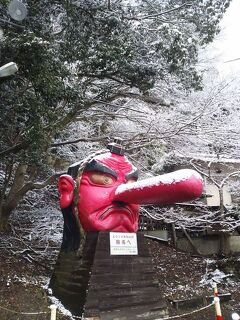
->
[1,0,239,232]
[1,1,240,319]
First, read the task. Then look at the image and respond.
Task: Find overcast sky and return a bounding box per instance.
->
[210,0,240,76]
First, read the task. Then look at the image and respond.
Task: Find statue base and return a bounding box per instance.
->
[49,233,98,316]
[83,232,168,320]
[50,232,168,319]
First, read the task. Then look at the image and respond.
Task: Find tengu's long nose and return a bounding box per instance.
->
[113,169,203,205]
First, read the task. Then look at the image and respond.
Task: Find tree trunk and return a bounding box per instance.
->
[0,164,28,231]
[0,195,27,231]
[0,203,14,231]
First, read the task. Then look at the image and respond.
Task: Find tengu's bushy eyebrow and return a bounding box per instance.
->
[84,160,118,178]
[126,170,139,181]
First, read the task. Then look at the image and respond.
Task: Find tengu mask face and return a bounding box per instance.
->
[77,152,139,232]
[59,149,204,234]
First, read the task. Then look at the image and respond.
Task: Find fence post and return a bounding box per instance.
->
[50,304,57,320]
[214,297,222,320]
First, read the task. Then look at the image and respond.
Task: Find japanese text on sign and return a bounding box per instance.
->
[110,232,138,255]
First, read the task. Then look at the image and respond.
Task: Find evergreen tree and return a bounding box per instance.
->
[0,0,231,229]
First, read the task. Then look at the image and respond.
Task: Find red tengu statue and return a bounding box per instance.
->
[58,140,203,249]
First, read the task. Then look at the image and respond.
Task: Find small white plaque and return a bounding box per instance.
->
[110,232,138,255]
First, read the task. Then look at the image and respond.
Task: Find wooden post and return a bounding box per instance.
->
[50,304,57,320]
[181,226,202,255]
[171,223,177,247]
[214,297,223,320]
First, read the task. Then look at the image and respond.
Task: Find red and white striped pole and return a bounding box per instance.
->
[214,297,223,320]
[213,282,219,297]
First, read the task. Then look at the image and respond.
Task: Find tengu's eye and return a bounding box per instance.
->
[89,172,115,185]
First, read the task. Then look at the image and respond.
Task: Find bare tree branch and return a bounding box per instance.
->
[124,2,193,20]
[51,135,109,147]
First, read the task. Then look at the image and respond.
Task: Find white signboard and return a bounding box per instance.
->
[110,232,138,255]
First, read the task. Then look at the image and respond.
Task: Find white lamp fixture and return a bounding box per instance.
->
[8,0,27,22]
[232,313,240,320]
[0,62,18,77]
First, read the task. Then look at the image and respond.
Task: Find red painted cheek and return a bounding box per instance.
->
[79,180,116,213]
[77,176,117,230]
[77,174,139,232]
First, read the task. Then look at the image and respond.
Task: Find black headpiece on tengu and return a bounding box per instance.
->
[107,137,125,156]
